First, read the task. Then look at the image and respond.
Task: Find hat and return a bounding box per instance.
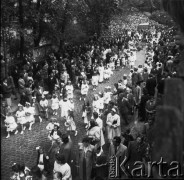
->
[134,67,138,71]
[111,108,116,113]
[51,117,57,121]
[32,96,36,99]
[64,96,68,100]
[18,104,23,107]
[123,74,127,77]
[43,91,48,95]
[106,86,111,89]
[54,122,60,127]
[25,102,30,105]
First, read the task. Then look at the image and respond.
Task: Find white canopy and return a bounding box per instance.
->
[139,23,149,26]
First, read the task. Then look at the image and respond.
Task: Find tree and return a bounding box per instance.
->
[79,0,121,37]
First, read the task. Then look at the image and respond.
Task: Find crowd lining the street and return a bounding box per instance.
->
[1,10,183,180]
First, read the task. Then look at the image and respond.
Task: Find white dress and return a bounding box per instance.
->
[92,74,99,86]
[40,99,48,109]
[98,97,104,110]
[4,116,18,132]
[16,110,26,124]
[65,85,74,99]
[24,107,35,123]
[103,92,112,105]
[98,66,104,82]
[51,98,59,110]
[59,100,70,118]
[103,69,109,79]
[81,83,89,95]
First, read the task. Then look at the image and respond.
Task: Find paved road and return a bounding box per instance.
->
[1,49,146,180]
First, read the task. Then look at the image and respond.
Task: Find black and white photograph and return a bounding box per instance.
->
[1,0,184,179]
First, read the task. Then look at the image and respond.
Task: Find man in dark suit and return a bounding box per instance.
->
[109,136,127,178]
[59,134,73,164]
[36,146,50,174]
[59,134,77,177]
[109,136,127,163]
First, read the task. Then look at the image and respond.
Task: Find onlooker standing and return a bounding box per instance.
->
[109,136,127,163]
[77,136,95,180]
[2,77,12,107]
[36,146,50,174]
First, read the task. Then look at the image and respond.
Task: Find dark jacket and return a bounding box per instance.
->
[146,78,157,96]
[59,139,73,164]
[50,129,62,138]
[36,151,50,173]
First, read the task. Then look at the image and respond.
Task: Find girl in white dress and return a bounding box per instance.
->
[80,79,89,101]
[64,111,78,136]
[91,67,99,90]
[98,63,104,83]
[65,80,74,99]
[59,97,70,119]
[68,98,74,113]
[4,111,18,138]
[40,94,49,120]
[98,92,104,116]
[109,57,115,71]
[107,65,113,77]
[16,104,26,134]
[103,87,112,109]
[24,102,35,130]
[32,96,42,123]
[91,94,100,119]
[46,117,56,140]
[103,66,109,82]
[129,52,135,69]
[82,101,91,129]
[51,94,59,116]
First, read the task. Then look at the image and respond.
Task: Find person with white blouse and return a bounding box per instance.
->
[53,153,72,180]
[106,108,121,143]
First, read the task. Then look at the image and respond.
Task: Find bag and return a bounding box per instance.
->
[112,120,117,125]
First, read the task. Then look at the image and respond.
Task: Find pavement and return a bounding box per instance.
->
[1,49,146,180]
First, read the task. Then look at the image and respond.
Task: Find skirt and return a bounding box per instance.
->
[17,117,27,124]
[25,115,35,123]
[7,123,18,132]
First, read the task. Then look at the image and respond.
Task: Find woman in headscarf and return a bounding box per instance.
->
[106,108,121,143]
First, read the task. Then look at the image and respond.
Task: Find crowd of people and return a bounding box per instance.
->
[1,8,183,180]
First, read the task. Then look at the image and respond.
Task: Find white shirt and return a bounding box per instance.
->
[54,162,72,180]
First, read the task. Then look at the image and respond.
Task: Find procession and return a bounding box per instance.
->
[1,0,184,180]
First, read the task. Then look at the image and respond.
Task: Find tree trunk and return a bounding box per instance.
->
[18,0,24,63]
